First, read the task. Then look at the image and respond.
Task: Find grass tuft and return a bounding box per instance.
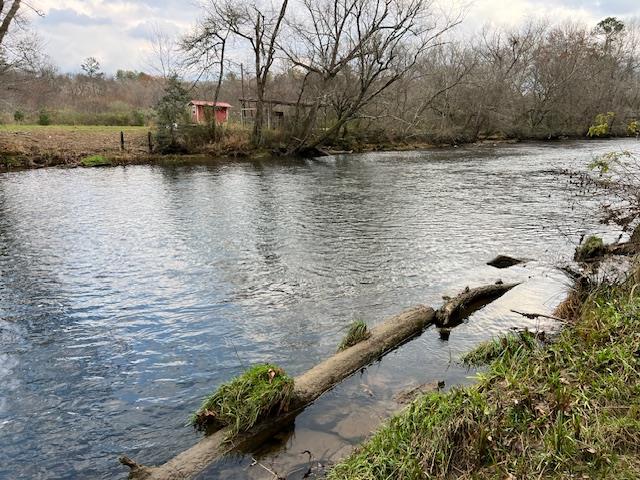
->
[462,330,540,366]
[575,235,605,261]
[330,274,640,479]
[80,154,112,167]
[190,364,294,435]
[337,320,371,352]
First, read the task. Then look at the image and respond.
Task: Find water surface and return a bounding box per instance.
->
[0,139,637,479]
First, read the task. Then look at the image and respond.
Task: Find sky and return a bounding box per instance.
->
[28,0,640,74]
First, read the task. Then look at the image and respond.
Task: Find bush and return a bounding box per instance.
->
[38,109,51,126]
[190,364,294,435]
[588,112,615,137]
[574,235,605,261]
[13,110,24,123]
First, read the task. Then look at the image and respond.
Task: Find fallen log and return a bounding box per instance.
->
[121,305,435,480]
[605,242,639,257]
[436,283,519,327]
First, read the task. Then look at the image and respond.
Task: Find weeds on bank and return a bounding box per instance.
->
[190,364,294,435]
[80,154,112,167]
[330,274,640,479]
[337,320,371,352]
[574,235,605,261]
[461,330,540,366]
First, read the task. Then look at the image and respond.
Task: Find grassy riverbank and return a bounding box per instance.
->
[330,267,640,479]
[0,123,553,171]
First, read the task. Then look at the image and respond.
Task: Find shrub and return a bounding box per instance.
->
[190,364,294,435]
[588,112,615,137]
[154,74,190,152]
[629,119,639,137]
[337,320,371,352]
[38,109,51,126]
[574,235,605,261]
[13,110,24,123]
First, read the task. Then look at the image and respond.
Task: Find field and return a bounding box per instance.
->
[0,125,152,167]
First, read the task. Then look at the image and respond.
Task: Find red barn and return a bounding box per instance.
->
[189,101,232,124]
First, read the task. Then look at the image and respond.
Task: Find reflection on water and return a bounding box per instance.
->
[0,139,637,479]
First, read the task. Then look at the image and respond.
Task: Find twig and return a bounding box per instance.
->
[250,457,282,479]
[510,309,566,323]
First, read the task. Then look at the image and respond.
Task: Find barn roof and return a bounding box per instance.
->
[189,100,232,108]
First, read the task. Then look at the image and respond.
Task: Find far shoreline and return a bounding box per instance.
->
[1,124,636,173]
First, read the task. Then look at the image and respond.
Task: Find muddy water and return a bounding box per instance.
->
[0,139,637,479]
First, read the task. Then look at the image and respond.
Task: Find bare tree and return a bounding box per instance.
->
[182,10,232,141]
[284,0,461,152]
[196,0,289,146]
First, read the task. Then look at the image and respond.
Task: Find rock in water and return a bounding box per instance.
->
[487,255,526,269]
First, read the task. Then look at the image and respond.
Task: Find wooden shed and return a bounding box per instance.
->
[189,101,232,124]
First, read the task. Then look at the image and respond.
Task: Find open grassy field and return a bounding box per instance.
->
[0,124,152,167]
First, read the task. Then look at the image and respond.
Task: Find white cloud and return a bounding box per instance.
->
[26,0,640,74]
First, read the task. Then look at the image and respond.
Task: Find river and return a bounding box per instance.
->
[0,139,637,479]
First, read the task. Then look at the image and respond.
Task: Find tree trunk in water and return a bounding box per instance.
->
[121,305,435,480]
[436,283,520,328]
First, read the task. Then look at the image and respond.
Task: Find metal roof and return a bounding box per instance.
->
[189,101,232,108]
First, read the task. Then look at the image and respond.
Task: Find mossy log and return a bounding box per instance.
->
[436,283,519,327]
[121,305,435,480]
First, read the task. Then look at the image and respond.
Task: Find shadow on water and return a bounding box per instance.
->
[0,139,637,479]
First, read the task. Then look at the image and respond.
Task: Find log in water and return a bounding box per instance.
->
[122,305,435,480]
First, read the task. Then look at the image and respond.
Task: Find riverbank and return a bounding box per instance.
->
[329,260,640,479]
[2,123,625,172]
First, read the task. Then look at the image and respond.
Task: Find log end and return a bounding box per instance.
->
[119,456,155,480]
[436,283,520,327]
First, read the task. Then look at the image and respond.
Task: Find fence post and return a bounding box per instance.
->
[120,131,125,151]
[148,131,153,153]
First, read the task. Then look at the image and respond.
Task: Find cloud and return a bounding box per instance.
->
[26,0,640,74]
[40,8,113,27]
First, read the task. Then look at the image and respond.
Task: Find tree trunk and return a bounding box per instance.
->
[0,0,20,46]
[252,92,264,146]
[121,305,435,480]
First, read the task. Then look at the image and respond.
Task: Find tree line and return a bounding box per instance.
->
[1,0,639,153]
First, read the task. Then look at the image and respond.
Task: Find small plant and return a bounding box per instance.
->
[80,155,111,167]
[574,235,605,261]
[337,320,371,352]
[38,109,51,126]
[190,364,294,435]
[588,112,615,137]
[628,119,639,137]
[13,110,24,123]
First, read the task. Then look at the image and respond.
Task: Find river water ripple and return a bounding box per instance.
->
[0,139,637,479]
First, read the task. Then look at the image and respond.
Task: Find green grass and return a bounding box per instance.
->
[0,124,148,133]
[575,235,605,261]
[330,274,640,479]
[461,330,541,366]
[80,155,112,167]
[190,364,295,435]
[337,320,372,352]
